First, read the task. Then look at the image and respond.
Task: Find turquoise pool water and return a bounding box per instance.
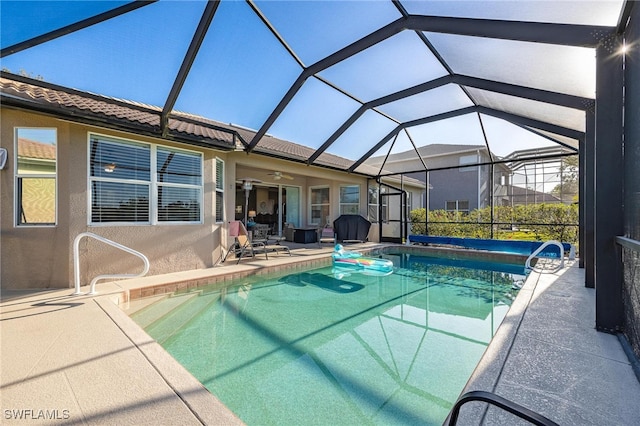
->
[131,252,525,425]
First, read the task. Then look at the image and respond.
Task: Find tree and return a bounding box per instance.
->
[551,156,579,202]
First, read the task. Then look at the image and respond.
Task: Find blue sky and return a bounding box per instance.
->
[1,0,594,161]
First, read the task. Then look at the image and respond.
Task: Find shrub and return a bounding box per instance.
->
[410,203,578,245]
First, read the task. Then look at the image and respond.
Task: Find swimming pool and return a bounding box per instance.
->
[130,250,526,425]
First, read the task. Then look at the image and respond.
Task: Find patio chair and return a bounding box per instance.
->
[223,221,269,264]
[318,224,336,245]
[251,224,270,245]
[252,225,289,254]
[240,221,291,261]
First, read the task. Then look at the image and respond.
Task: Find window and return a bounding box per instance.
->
[459,154,477,173]
[446,200,470,215]
[215,158,224,223]
[89,134,202,224]
[15,128,57,226]
[310,186,329,226]
[156,147,202,222]
[339,185,359,215]
[368,184,387,223]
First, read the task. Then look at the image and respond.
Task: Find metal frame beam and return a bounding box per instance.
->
[347,105,583,173]
[376,150,577,178]
[476,106,584,140]
[308,75,453,164]
[308,73,589,166]
[513,124,579,152]
[1,1,158,58]
[247,14,613,153]
[452,75,593,111]
[161,1,220,137]
[245,17,409,152]
[584,111,597,286]
[594,40,625,332]
[348,107,477,172]
[405,15,613,47]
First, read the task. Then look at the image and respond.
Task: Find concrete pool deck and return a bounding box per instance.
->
[1,245,640,425]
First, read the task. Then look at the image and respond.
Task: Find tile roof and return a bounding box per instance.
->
[1,73,422,186]
[18,138,56,160]
[1,76,236,148]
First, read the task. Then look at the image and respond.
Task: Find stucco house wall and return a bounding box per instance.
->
[1,108,227,289]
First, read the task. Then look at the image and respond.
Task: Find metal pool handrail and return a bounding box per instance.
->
[447,390,559,426]
[525,240,565,271]
[73,232,150,296]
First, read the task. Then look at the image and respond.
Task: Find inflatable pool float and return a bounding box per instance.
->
[332,244,393,276]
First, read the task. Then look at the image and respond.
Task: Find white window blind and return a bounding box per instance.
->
[89,134,202,224]
[157,147,201,222]
[215,158,224,222]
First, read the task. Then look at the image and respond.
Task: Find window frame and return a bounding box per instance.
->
[459,154,478,173]
[339,184,360,216]
[14,127,58,227]
[445,200,470,216]
[367,184,388,223]
[87,133,203,226]
[309,185,330,226]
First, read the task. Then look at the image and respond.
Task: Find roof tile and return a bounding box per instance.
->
[1,74,421,184]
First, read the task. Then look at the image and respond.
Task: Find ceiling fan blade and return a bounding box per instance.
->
[267,171,294,180]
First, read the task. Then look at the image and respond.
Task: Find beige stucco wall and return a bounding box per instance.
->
[1,107,228,290]
[1,109,72,288]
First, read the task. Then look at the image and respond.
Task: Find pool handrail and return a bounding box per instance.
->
[525,240,564,271]
[73,232,150,296]
[447,390,559,426]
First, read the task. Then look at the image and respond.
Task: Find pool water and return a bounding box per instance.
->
[131,252,525,425]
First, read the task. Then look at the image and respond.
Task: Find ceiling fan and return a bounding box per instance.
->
[267,171,294,180]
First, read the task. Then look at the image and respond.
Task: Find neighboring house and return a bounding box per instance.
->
[16,137,57,224]
[499,185,563,206]
[366,144,511,213]
[0,74,423,289]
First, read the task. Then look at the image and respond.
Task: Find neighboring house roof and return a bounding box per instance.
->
[367,144,489,165]
[506,185,563,203]
[1,73,424,188]
[18,138,55,160]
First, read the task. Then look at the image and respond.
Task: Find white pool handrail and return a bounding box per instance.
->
[525,240,565,271]
[73,232,150,296]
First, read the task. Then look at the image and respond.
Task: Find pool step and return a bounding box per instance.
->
[129,292,200,329]
[145,291,222,344]
[122,294,168,316]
